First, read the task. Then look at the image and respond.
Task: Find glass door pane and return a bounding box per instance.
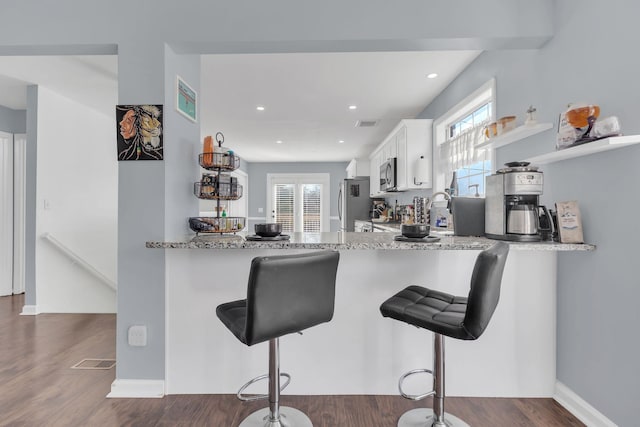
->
[302,184,321,232]
[274,183,295,233]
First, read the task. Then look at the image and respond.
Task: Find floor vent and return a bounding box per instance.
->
[71,359,116,370]
[355,120,378,127]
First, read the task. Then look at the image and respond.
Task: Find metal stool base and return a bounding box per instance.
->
[239,406,312,427]
[397,408,470,427]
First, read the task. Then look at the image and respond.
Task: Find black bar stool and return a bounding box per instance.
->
[380,242,509,427]
[217,250,340,427]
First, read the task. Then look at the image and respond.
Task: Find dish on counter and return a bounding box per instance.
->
[394,235,441,243]
[245,234,290,241]
[254,223,282,237]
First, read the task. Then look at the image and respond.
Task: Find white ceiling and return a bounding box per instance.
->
[0,50,481,162]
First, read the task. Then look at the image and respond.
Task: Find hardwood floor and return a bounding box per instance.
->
[0,294,583,427]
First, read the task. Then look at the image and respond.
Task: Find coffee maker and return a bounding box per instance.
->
[485,168,549,242]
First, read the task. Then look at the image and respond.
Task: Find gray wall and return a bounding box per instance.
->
[116,41,167,380]
[115,43,201,380]
[24,87,38,306]
[0,105,26,134]
[246,162,348,232]
[418,1,640,424]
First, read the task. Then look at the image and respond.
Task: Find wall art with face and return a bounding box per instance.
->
[116,105,163,161]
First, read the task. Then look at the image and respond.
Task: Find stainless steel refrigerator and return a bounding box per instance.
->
[338,177,370,232]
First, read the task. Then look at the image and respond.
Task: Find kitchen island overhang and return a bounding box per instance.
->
[150,232,593,397]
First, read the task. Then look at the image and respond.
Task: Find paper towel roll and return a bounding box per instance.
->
[414,156,430,185]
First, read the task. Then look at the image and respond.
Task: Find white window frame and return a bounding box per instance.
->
[266,173,330,232]
[432,78,496,194]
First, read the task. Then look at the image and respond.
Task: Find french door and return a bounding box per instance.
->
[266,173,330,233]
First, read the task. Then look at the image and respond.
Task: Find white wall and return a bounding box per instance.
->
[35,86,117,313]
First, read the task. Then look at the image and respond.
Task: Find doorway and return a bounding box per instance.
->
[266,173,330,233]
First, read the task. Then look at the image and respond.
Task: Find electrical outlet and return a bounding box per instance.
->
[258,207,264,213]
[128,325,147,347]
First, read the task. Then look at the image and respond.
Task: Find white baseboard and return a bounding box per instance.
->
[20,305,38,315]
[107,379,165,398]
[554,381,617,427]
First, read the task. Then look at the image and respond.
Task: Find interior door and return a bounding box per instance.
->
[13,134,26,294]
[0,131,14,296]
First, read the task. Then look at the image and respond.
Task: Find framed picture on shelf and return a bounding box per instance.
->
[176,75,197,122]
[555,200,584,243]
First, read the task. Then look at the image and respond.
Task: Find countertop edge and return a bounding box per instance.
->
[146,240,595,251]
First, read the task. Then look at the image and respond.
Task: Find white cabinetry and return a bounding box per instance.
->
[369,151,381,196]
[346,158,370,178]
[398,119,432,190]
[368,119,432,195]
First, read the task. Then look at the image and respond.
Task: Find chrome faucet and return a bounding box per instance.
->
[426,191,451,211]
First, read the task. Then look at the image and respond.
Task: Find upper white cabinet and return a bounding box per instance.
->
[369,119,432,195]
[369,151,381,196]
[346,158,370,178]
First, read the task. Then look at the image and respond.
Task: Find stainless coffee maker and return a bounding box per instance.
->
[485,165,547,242]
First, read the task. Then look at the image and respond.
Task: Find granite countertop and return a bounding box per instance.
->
[147,232,595,251]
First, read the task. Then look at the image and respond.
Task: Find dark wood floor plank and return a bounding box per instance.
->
[1,294,585,427]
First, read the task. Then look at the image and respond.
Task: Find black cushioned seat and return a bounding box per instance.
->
[381,242,510,341]
[380,286,471,340]
[379,242,509,427]
[217,250,340,346]
[216,250,340,427]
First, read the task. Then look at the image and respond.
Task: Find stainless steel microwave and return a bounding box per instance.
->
[379,157,397,192]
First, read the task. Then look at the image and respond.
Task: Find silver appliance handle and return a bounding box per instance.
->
[385,163,392,186]
[338,185,343,221]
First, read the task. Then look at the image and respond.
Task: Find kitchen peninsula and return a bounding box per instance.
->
[150,232,594,397]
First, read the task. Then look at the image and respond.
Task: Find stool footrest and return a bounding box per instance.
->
[237,372,291,402]
[398,368,435,401]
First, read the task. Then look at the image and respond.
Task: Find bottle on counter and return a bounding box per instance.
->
[449,171,459,197]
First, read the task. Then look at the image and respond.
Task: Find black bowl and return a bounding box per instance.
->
[255,223,282,237]
[401,224,430,238]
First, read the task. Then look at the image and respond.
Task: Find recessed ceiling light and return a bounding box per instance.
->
[426,73,438,79]
[338,140,345,144]
[256,106,265,111]
[276,140,283,144]
[348,105,357,110]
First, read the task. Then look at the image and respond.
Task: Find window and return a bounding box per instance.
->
[448,102,493,196]
[267,174,330,233]
[433,79,495,196]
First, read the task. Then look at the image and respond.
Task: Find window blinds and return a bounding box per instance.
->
[274,184,295,233]
[302,184,321,232]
